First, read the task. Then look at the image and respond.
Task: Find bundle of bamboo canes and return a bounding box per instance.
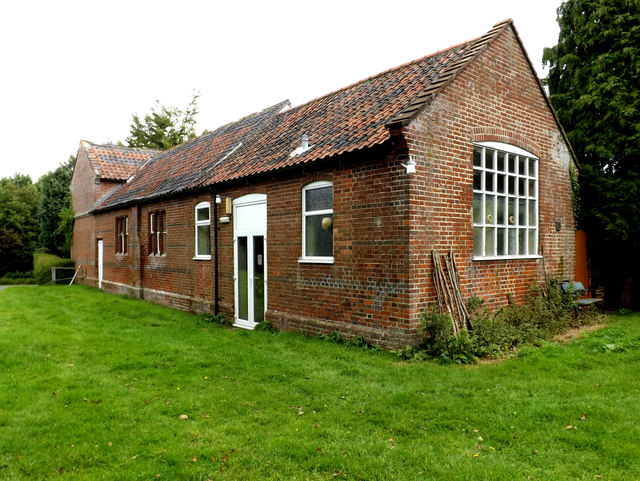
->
[432,248,473,335]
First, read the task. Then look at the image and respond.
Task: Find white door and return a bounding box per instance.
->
[233,194,267,329]
[97,239,104,289]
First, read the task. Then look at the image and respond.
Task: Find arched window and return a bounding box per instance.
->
[301,181,333,262]
[472,142,539,259]
[194,202,211,259]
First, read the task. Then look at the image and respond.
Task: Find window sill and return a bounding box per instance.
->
[473,255,542,262]
[298,257,334,265]
[193,255,212,261]
[149,253,166,258]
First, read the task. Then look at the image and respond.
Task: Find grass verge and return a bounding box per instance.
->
[0,286,639,480]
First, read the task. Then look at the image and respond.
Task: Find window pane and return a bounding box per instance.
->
[485,227,495,256]
[473,169,482,190]
[485,171,494,192]
[253,236,265,323]
[305,214,333,257]
[497,228,506,255]
[497,152,506,172]
[528,199,536,226]
[485,149,495,169]
[197,224,210,255]
[237,237,248,321]
[508,176,516,195]
[508,154,516,173]
[518,229,526,255]
[497,196,506,225]
[305,186,333,212]
[486,195,495,224]
[197,206,209,222]
[473,147,482,167]
[528,179,536,198]
[528,229,537,255]
[497,173,505,193]
[473,227,483,256]
[518,199,526,225]
[518,177,526,196]
[473,193,482,223]
[518,156,526,175]
[508,197,516,225]
[508,228,517,255]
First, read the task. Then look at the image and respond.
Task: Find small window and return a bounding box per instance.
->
[473,142,538,259]
[149,210,167,256]
[116,216,128,255]
[301,181,333,262]
[195,202,211,259]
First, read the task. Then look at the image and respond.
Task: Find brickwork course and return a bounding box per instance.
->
[71,20,577,348]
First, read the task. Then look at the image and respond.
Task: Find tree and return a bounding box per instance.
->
[0,175,39,275]
[36,156,76,257]
[125,91,200,150]
[543,0,640,306]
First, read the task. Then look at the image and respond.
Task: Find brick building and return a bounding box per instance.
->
[71,20,577,348]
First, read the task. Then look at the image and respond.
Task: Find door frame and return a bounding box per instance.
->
[233,194,267,329]
[97,239,104,289]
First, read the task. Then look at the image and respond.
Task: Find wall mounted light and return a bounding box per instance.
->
[401,155,417,175]
[219,216,230,224]
[555,221,562,232]
[215,195,222,204]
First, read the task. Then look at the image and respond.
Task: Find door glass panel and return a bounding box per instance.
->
[253,236,265,323]
[237,237,248,321]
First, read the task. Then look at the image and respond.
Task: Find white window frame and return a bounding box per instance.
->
[300,180,334,264]
[149,210,167,256]
[116,216,128,255]
[472,142,540,260]
[194,201,211,260]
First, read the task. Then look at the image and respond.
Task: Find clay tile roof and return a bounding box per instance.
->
[82,140,160,181]
[95,20,512,211]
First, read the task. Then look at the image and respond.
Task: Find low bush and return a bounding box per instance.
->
[0,271,34,285]
[404,277,602,364]
[200,312,229,326]
[33,252,74,285]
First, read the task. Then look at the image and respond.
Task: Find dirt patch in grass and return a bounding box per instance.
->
[553,322,607,344]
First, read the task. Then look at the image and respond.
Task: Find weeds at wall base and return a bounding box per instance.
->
[405,277,602,364]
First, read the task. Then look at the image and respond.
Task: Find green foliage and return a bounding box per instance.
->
[419,309,478,364]
[543,0,640,306]
[0,175,39,276]
[254,320,276,332]
[0,271,34,285]
[200,312,229,326]
[316,331,379,351]
[33,252,74,285]
[126,91,200,150]
[36,156,75,257]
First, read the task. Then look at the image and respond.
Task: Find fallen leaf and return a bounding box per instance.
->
[179,414,189,421]
[581,413,588,421]
[192,456,198,462]
[477,444,483,450]
[317,446,322,452]
[131,454,138,460]
[477,436,483,442]
[565,425,573,430]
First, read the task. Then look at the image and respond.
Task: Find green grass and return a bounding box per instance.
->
[1,286,639,480]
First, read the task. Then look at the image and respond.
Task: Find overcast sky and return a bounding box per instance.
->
[0,0,562,181]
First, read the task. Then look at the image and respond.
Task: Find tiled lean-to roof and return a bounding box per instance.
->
[95,20,513,211]
[82,140,160,182]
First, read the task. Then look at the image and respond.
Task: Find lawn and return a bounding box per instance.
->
[0,286,639,480]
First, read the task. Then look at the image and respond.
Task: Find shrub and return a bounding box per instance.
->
[419,309,477,364]
[200,313,229,326]
[33,252,74,285]
[254,320,276,332]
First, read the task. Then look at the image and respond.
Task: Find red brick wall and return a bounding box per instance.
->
[403,26,575,314]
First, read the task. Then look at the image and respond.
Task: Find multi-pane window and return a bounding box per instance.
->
[195,202,211,259]
[302,181,333,261]
[472,143,538,259]
[116,216,128,255]
[149,210,167,256]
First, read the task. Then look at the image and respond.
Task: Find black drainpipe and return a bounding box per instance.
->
[211,187,219,315]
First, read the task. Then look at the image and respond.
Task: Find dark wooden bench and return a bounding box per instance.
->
[561,281,603,307]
